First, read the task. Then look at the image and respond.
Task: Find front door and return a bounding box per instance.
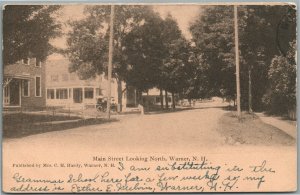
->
[73,88,83,103]
[9,80,20,106]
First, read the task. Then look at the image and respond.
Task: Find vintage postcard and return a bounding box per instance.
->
[2,2,297,193]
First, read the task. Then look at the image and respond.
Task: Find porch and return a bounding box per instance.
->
[3,75,30,108]
[46,86,108,109]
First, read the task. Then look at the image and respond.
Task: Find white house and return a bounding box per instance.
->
[45,58,127,110]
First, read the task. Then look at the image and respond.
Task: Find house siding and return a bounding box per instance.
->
[46,58,127,109]
[4,59,46,108]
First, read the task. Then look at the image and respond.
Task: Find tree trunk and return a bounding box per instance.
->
[117,79,122,112]
[172,92,175,109]
[146,90,149,112]
[160,88,164,109]
[136,90,141,105]
[134,89,137,106]
[248,66,253,113]
[165,90,169,109]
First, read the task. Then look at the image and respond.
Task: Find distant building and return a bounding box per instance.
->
[142,88,173,106]
[45,58,127,109]
[3,58,46,109]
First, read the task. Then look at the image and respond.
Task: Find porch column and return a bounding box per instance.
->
[19,81,22,107]
[82,87,85,101]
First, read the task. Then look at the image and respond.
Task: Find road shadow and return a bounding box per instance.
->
[261,111,296,125]
[145,105,227,115]
[222,105,237,111]
[3,115,119,139]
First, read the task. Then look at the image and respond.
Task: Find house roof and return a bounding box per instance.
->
[4,73,31,80]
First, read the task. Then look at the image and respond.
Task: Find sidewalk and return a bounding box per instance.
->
[256,112,297,139]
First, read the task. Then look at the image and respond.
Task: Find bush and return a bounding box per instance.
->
[262,55,296,115]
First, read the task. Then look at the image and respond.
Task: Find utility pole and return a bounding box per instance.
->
[234,5,241,119]
[107,5,114,119]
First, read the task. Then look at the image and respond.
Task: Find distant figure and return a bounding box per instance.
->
[138,104,144,115]
[193,100,196,107]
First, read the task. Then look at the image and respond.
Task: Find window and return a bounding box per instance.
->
[84,88,94,99]
[22,58,30,65]
[56,89,68,99]
[35,76,41,97]
[22,80,30,97]
[47,89,55,99]
[51,75,59,82]
[69,88,72,99]
[36,58,42,67]
[156,97,160,103]
[62,74,69,81]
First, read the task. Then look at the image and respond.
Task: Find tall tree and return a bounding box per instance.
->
[183,49,216,101]
[159,15,191,109]
[3,5,61,65]
[162,37,192,108]
[190,6,235,101]
[66,5,156,111]
[122,13,166,92]
[262,40,296,115]
[238,5,296,111]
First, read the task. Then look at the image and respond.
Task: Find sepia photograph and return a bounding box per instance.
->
[2,2,297,193]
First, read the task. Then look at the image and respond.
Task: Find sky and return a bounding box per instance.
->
[49,5,201,59]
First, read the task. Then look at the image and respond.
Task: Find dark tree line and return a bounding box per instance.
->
[66,6,193,110]
[3,5,62,65]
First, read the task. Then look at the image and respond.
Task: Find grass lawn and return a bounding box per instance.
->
[3,113,80,124]
[3,113,117,139]
[216,112,296,146]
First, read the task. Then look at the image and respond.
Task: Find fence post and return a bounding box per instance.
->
[21,107,23,131]
[69,105,71,119]
[138,104,144,115]
[52,106,55,130]
[82,104,85,125]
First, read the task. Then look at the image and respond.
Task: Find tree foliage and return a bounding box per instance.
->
[67,6,191,108]
[123,13,192,107]
[190,6,235,100]
[3,5,62,65]
[160,15,192,95]
[190,5,296,111]
[66,5,158,109]
[66,5,155,80]
[262,40,296,114]
[122,13,166,91]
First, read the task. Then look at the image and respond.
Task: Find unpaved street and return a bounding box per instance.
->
[3,102,227,154]
[3,100,295,155]
[2,101,297,192]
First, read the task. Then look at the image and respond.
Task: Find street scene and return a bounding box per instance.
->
[2,3,297,193]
